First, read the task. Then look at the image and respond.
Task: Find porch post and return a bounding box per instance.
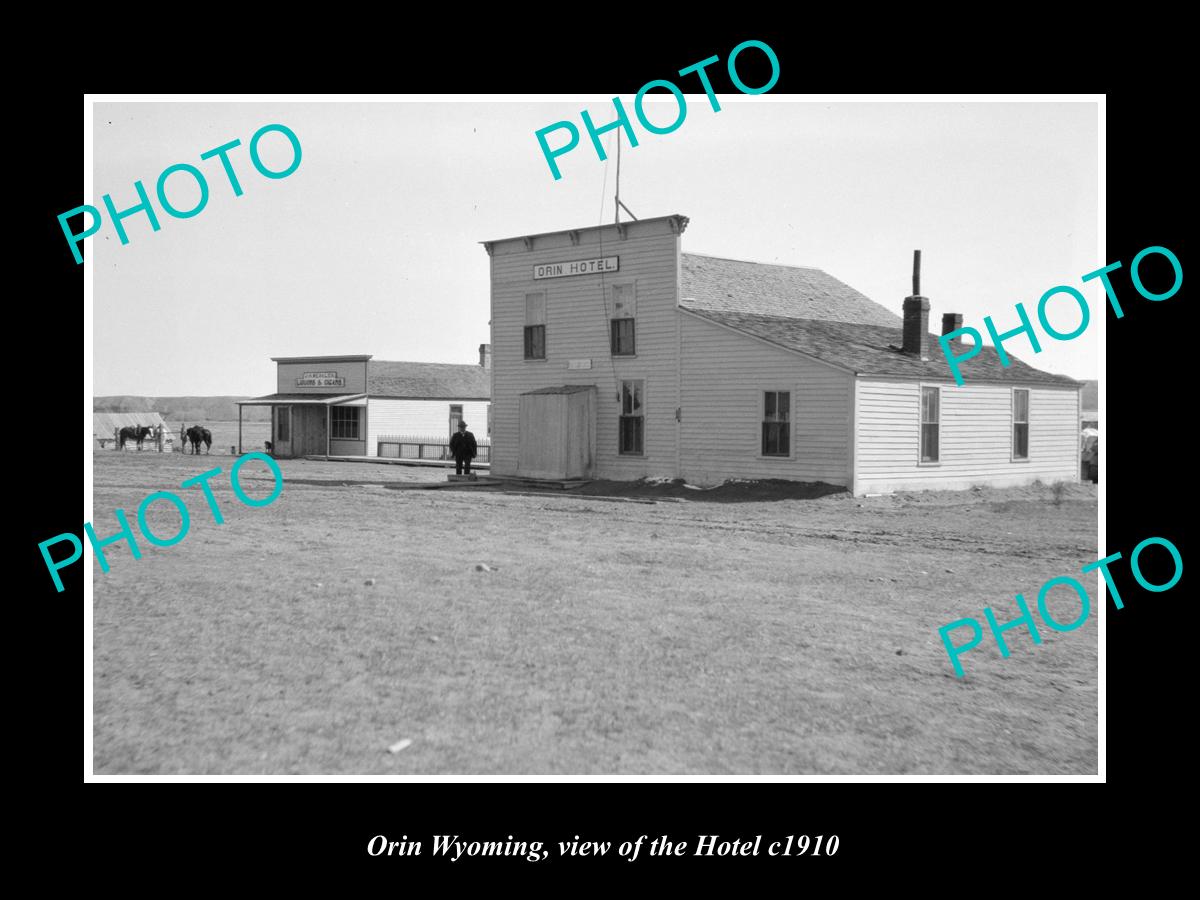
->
[238,405,243,455]
[326,404,331,460]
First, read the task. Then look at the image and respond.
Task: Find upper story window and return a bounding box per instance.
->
[610,282,636,356]
[525,291,546,360]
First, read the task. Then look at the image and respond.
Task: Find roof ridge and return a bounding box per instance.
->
[682,251,826,273]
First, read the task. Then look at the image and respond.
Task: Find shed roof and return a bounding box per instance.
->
[367,361,490,399]
[236,393,367,406]
[92,412,168,435]
[680,253,903,328]
[522,384,597,395]
[682,307,1079,386]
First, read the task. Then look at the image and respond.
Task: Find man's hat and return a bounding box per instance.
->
[459,421,468,428]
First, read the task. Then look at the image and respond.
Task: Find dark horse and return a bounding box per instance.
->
[185,425,213,455]
[118,425,153,450]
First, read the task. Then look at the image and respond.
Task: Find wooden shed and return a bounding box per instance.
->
[517,385,596,479]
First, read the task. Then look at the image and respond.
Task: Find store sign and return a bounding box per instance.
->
[296,371,345,387]
[533,257,618,280]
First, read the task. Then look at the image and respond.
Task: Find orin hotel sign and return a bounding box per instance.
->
[296,371,345,387]
[533,256,618,280]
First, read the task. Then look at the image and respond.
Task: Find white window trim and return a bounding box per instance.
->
[917,383,941,467]
[757,388,796,461]
[1011,387,1031,463]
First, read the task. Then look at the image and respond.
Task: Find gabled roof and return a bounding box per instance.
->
[682,307,1079,386]
[367,361,490,399]
[680,253,902,328]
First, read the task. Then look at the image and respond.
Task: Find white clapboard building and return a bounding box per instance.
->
[482,214,1081,494]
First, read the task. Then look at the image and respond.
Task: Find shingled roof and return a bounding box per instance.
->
[681,253,902,327]
[682,307,1079,386]
[367,361,490,399]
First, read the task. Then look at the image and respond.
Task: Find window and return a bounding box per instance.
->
[611,318,636,355]
[762,391,790,456]
[1013,389,1030,460]
[619,380,644,455]
[276,406,290,442]
[525,291,546,360]
[331,406,360,440]
[920,386,940,463]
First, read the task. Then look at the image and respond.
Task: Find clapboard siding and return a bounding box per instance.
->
[679,313,852,486]
[855,379,1080,492]
[366,399,490,456]
[489,218,682,478]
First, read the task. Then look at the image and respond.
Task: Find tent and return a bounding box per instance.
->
[93,412,173,450]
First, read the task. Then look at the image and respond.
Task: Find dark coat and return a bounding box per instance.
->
[450,430,477,459]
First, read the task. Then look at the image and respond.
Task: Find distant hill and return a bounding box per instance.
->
[93,396,271,422]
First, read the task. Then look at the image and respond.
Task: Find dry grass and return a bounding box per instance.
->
[91,453,1098,774]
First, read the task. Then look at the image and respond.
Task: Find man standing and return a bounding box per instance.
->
[449,420,478,476]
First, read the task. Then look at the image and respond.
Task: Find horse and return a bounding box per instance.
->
[185,425,213,455]
[118,425,153,451]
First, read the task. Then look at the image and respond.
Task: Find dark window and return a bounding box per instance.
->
[331,406,360,440]
[611,318,636,355]
[525,292,546,360]
[762,391,791,456]
[920,386,940,462]
[276,406,290,442]
[619,380,644,455]
[1013,389,1029,460]
[524,324,545,360]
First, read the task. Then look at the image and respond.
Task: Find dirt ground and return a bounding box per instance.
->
[89,451,1098,775]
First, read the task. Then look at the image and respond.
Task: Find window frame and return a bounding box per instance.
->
[918,384,941,465]
[759,389,793,459]
[276,405,290,442]
[609,281,637,357]
[331,405,360,440]
[610,317,636,356]
[524,291,547,361]
[523,324,546,361]
[618,378,645,456]
[1012,388,1030,462]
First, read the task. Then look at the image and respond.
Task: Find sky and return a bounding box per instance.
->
[92,99,1098,396]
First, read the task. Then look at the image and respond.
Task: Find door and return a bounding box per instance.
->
[449,404,464,439]
[274,406,292,458]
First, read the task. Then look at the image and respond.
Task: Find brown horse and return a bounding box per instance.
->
[118,425,153,450]
[185,425,213,455]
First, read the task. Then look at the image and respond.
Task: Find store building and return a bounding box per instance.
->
[237,347,491,459]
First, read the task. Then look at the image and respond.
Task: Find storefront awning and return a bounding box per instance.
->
[236,393,368,406]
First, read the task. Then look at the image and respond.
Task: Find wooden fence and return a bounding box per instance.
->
[376,434,492,463]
